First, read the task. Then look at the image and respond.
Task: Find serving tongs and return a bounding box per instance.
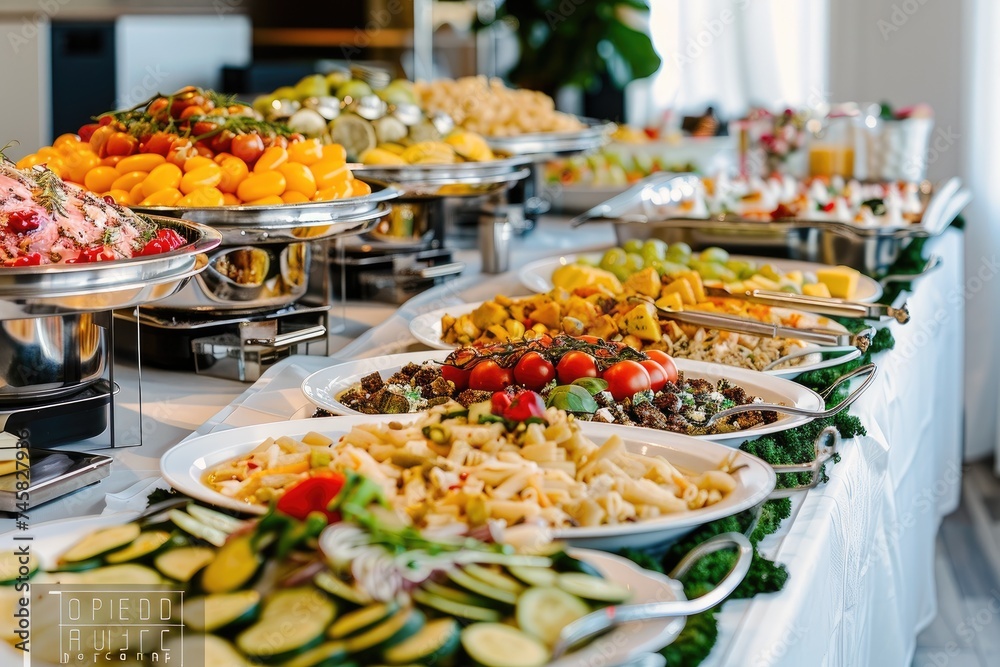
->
[552,532,753,659]
[570,172,703,228]
[703,286,910,324]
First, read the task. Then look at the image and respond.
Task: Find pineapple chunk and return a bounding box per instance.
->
[655,292,684,311]
[623,267,662,298]
[471,301,509,330]
[622,304,662,342]
[677,271,706,303]
[786,270,804,286]
[565,295,600,322]
[552,264,623,294]
[531,301,562,329]
[803,282,832,298]
[816,265,860,299]
[661,278,697,306]
[744,276,781,291]
[586,314,619,340]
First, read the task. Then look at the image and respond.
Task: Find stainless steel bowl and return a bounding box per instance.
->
[353,158,532,198]
[484,118,615,157]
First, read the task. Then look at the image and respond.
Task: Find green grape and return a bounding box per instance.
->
[599,248,628,271]
[623,239,644,254]
[759,264,782,281]
[641,239,668,264]
[739,266,759,280]
[690,260,736,282]
[576,256,598,267]
[699,246,730,263]
[665,242,693,263]
[725,260,752,276]
[609,265,632,282]
[653,260,690,277]
[624,252,645,272]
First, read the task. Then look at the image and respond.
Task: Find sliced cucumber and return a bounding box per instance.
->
[516,587,590,645]
[314,570,372,606]
[550,552,603,577]
[506,566,558,588]
[105,531,173,564]
[200,534,261,594]
[236,588,335,661]
[200,634,249,667]
[556,572,630,603]
[460,623,549,667]
[447,568,518,605]
[464,564,525,594]
[421,581,492,607]
[155,546,215,583]
[59,523,141,563]
[466,401,492,425]
[74,564,163,586]
[411,588,501,622]
[51,558,103,573]
[344,607,425,654]
[169,510,228,547]
[183,590,261,633]
[282,640,349,667]
[0,551,37,585]
[383,617,460,665]
[329,601,399,639]
[186,505,247,535]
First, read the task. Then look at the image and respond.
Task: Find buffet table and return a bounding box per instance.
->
[0,221,964,667]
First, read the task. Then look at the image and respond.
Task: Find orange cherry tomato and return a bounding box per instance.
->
[222,192,240,206]
[53,134,81,152]
[140,188,183,207]
[112,171,149,192]
[180,164,223,194]
[65,151,101,183]
[236,171,286,201]
[244,195,285,206]
[321,143,347,163]
[177,187,225,207]
[141,132,175,156]
[179,105,205,121]
[105,189,131,205]
[115,153,166,174]
[100,155,124,167]
[287,139,324,166]
[141,163,183,198]
[83,166,120,193]
[181,156,216,173]
[253,146,288,173]
[276,162,317,198]
[280,191,310,204]
[129,182,147,205]
[314,180,354,200]
[309,158,351,190]
[217,156,249,194]
[106,131,139,156]
[351,179,371,196]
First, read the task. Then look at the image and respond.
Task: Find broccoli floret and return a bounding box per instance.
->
[145,487,178,507]
[661,608,719,666]
[833,412,866,438]
[750,497,792,543]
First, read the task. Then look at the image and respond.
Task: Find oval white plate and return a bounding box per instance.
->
[0,514,685,667]
[300,351,824,447]
[407,300,857,379]
[159,415,775,550]
[518,251,884,303]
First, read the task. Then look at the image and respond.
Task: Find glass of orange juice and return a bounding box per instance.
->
[808,114,859,178]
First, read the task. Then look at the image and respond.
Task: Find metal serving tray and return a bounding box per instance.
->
[353,157,532,198]
[0,448,112,511]
[484,117,616,158]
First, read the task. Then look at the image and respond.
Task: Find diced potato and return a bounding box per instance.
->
[661,278,697,306]
[655,292,684,311]
[471,301,509,329]
[622,303,662,342]
[623,267,662,298]
[586,314,619,340]
[531,301,562,328]
[621,334,644,350]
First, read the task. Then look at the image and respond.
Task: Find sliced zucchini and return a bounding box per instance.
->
[464,564,525,594]
[186,505,247,535]
[344,607,425,654]
[506,566,558,588]
[105,531,173,564]
[51,558,103,573]
[447,568,518,605]
[155,546,215,583]
[282,640,349,667]
[0,551,37,585]
[164,633,249,667]
[201,634,250,667]
[329,601,399,639]
[411,588,501,622]
[314,571,373,606]
[169,510,228,547]
[59,523,141,563]
[183,590,261,633]
[236,588,335,661]
[74,564,163,586]
[200,534,261,594]
[556,572,630,603]
[515,587,590,645]
[383,617,460,665]
[550,552,603,577]
[421,581,492,607]
[460,623,549,667]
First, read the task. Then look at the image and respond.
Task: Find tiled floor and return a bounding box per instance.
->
[913,459,1000,667]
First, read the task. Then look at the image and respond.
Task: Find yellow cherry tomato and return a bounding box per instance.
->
[280,190,310,204]
[35,147,63,160]
[83,166,120,193]
[39,156,67,178]
[140,188,183,207]
[182,156,216,173]
[141,163,183,198]
[53,134,81,152]
[213,152,234,164]
[222,192,240,206]
[351,179,372,196]
[245,195,285,206]
[217,157,249,194]
[309,159,352,190]
[237,171,286,201]
[115,153,166,174]
[100,155,124,168]
[129,182,147,205]
[177,187,225,207]
[315,180,354,200]
[321,143,347,164]
[15,154,46,170]
[65,151,101,183]
[276,162,317,198]
[112,171,149,192]
[105,189,131,205]
[180,164,223,194]
[287,139,323,166]
[253,146,288,173]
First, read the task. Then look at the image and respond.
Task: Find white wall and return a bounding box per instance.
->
[0,20,50,161]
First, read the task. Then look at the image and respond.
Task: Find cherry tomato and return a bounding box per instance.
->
[602,361,651,401]
[643,350,678,385]
[147,97,169,121]
[640,360,668,393]
[513,352,556,391]
[141,132,175,157]
[180,164,223,194]
[209,129,234,155]
[89,125,116,157]
[254,146,288,173]
[105,132,138,156]
[192,121,218,137]
[83,166,119,193]
[556,351,598,385]
[97,114,114,127]
[441,364,471,391]
[491,392,513,416]
[503,391,547,422]
[287,139,324,165]
[469,361,514,392]
[115,153,165,174]
[231,134,265,166]
[77,124,100,142]
[236,171,286,202]
[6,252,43,266]
[217,156,249,194]
[141,163,183,198]
[179,105,206,121]
[276,162,316,197]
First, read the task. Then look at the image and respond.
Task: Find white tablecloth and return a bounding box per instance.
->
[0,224,965,667]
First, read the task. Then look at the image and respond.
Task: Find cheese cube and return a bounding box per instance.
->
[816,265,860,299]
[661,278,697,305]
[802,282,832,298]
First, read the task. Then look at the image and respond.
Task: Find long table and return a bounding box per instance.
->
[1,222,964,666]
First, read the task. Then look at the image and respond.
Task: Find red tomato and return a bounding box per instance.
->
[441,364,471,391]
[469,361,514,392]
[141,132,175,156]
[231,134,265,166]
[644,350,678,384]
[640,360,668,393]
[602,361,651,401]
[78,123,100,142]
[514,352,556,391]
[491,392,513,416]
[209,129,234,154]
[556,351,598,385]
[106,131,138,156]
